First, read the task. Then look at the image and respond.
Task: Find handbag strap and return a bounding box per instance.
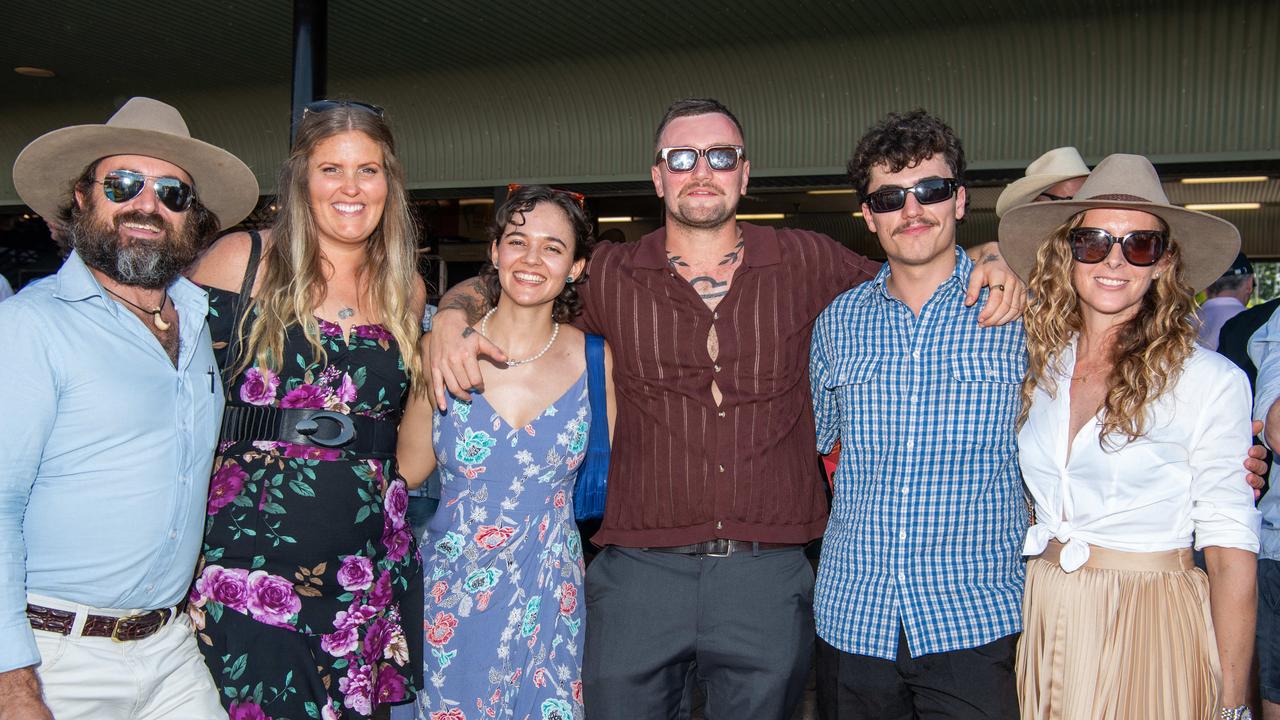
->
[585,334,610,452]
[223,230,263,388]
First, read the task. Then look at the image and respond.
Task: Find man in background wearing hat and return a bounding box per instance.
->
[1197,252,1255,350]
[994,146,1091,218]
[0,97,257,719]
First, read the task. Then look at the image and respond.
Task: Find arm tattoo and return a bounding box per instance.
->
[981,253,999,265]
[437,277,490,324]
[461,326,475,338]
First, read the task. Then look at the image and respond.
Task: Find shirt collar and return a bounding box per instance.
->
[867,245,971,304]
[633,222,783,270]
[53,250,207,314]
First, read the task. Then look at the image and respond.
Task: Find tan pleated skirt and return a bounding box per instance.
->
[1016,540,1221,720]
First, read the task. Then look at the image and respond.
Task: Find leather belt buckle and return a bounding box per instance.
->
[109,608,170,642]
[704,539,734,558]
[295,410,356,448]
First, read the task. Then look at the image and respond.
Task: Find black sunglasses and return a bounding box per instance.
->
[1069,227,1169,266]
[302,99,385,118]
[655,145,744,173]
[864,177,960,214]
[100,170,194,213]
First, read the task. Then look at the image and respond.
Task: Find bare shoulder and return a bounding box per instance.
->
[189,228,270,292]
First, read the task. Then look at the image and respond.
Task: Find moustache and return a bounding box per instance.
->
[680,183,722,198]
[892,219,939,236]
[114,210,173,238]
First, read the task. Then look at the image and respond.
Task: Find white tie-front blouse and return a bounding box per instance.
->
[1018,341,1260,572]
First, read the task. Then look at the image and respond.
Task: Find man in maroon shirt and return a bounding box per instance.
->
[427,98,1024,719]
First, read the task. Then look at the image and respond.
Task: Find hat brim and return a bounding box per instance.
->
[12,124,259,230]
[994,173,1089,218]
[998,198,1241,293]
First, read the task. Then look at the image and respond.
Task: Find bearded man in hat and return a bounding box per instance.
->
[0,97,257,720]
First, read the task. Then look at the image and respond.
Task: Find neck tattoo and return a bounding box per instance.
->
[105,286,171,331]
[479,308,560,367]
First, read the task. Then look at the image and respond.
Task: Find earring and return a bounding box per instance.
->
[1154,272,1161,279]
[566,275,574,284]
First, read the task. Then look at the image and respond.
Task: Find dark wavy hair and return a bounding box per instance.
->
[653,98,746,153]
[480,185,595,323]
[846,109,966,200]
[57,159,221,253]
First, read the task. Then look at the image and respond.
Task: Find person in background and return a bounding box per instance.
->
[186,99,426,719]
[994,146,1091,218]
[0,274,13,303]
[0,96,256,720]
[1197,252,1255,350]
[1002,154,1259,720]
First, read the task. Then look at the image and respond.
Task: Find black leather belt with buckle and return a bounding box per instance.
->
[220,404,396,457]
[646,539,800,557]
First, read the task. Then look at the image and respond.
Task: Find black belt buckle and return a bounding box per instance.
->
[295,410,356,448]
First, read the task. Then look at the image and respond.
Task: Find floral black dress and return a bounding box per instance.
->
[190,286,421,720]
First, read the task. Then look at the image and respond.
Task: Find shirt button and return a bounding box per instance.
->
[899,531,907,540]
[146,584,155,593]
[713,365,722,373]
[905,439,914,450]
[910,395,918,403]
[169,530,177,539]
[897,572,905,582]
[716,520,723,530]
[901,485,909,495]
[718,464,725,473]
[713,312,719,321]
[717,411,726,418]
[912,350,920,360]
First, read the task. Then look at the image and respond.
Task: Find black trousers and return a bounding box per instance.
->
[816,628,1019,720]
[582,545,815,720]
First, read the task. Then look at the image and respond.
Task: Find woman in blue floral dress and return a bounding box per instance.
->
[394,186,613,720]
[187,102,428,719]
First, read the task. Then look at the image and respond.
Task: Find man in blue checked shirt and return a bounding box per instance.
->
[809,110,1026,719]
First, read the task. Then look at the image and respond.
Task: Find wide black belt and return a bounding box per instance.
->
[220,404,397,457]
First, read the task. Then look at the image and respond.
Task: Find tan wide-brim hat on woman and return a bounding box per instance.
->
[12,97,258,230]
[994,146,1091,218]
[998,153,1240,293]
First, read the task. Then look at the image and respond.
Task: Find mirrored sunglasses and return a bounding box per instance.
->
[864,177,960,214]
[1068,227,1169,266]
[655,145,744,173]
[101,170,194,213]
[302,99,385,118]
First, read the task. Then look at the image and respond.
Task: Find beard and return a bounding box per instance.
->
[668,184,737,231]
[70,200,202,290]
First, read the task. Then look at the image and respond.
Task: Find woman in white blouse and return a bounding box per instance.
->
[998,154,1261,720]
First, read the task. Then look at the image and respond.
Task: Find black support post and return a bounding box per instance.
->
[289,0,328,145]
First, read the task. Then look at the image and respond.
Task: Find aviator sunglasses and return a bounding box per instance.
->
[101,170,194,212]
[1068,227,1169,266]
[655,145,744,173]
[863,177,961,214]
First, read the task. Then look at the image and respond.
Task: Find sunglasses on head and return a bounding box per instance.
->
[302,99,385,118]
[655,145,744,173]
[1068,227,1168,266]
[100,170,194,213]
[863,177,960,214]
[506,183,587,209]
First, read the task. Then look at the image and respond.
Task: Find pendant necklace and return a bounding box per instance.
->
[480,308,559,367]
[337,307,356,320]
[105,286,171,330]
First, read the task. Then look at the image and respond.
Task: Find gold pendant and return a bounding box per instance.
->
[152,312,171,331]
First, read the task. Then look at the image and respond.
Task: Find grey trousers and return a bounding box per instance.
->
[582,545,815,720]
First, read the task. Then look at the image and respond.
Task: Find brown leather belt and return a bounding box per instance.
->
[646,539,800,557]
[26,603,173,642]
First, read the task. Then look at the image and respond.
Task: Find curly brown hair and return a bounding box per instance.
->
[479,185,595,324]
[846,109,966,199]
[1020,213,1195,446]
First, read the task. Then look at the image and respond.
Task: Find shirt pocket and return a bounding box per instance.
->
[824,355,883,453]
[946,352,1024,447]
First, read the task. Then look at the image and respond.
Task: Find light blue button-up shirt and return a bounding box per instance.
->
[1248,312,1280,561]
[0,252,223,672]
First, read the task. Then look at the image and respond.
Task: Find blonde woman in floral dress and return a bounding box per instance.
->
[394,185,614,720]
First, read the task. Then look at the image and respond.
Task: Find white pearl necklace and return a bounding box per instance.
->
[479,308,560,367]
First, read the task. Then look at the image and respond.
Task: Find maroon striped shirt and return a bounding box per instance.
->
[579,223,880,546]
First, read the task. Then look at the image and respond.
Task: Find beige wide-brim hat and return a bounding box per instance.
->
[12,97,258,230]
[994,146,1091,218]
[999,153,1240,292]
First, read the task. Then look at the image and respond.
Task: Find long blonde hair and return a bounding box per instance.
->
[1019,214,1196,446]
[236,105,424,394]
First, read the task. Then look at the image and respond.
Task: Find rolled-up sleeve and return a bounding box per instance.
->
[810,310,839,455]
[0,300,56,671]
[1189,364,1261,552]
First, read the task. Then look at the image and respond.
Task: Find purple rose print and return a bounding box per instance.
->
[382,523,413,564]
[375,664,407,704]
[280,383,329,409]
[335,602,378,631]
[383,481,408,531]
[245,570,301,629]
[354,324,394,341]
[368,570,393,610]
[195,565,250,613]
[363,616,394,662]
[337,555,374,592]
[317,318,344,337]
[207,462,247,515]
[228,700,272,720]
[238,367,280,406]
[337,372,358,403]
[338,662,375,715]
[320,626,359,657]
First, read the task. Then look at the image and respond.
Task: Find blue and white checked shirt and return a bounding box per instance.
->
[810,248,1028,660]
